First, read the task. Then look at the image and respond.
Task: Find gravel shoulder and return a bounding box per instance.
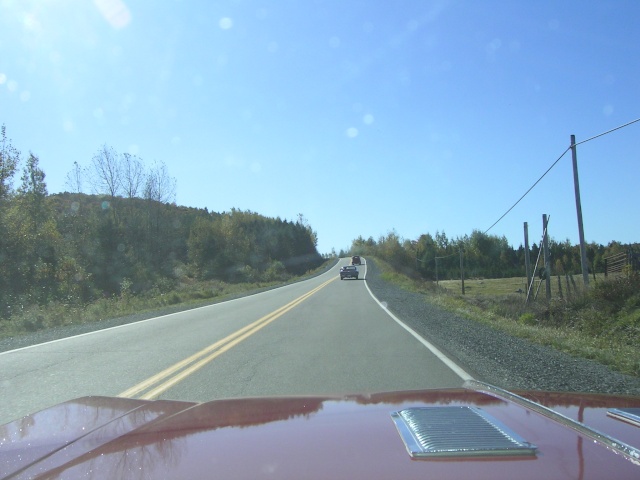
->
[364,258,640,396]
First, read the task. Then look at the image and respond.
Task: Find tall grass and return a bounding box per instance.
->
[374,258,640,377]
[0,260,336,341]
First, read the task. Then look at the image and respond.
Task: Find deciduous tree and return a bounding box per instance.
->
[0,124,19,200]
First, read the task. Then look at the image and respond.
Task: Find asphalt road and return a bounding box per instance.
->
[0,259,469,425]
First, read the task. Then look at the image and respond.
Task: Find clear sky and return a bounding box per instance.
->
[1,0,638,255]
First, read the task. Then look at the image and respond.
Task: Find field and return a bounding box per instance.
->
[438,273,605,299]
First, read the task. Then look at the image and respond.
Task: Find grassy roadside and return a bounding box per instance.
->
[0,259,338,342]
[374,259,640,378]
[437,273,605,297]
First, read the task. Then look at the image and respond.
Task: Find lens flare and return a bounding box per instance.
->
[93,0,132,29]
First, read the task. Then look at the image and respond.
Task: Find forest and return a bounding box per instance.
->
[1,123,636,324]
[0,126,323,321]
[348,230,637,282]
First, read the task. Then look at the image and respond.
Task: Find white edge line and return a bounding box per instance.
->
[0,262,344,356]
[361,258,474,382]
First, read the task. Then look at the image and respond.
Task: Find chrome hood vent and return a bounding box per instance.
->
[608,408,640,428]
[391,406,537,458]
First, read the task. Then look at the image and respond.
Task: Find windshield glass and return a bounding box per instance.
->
[1,0,639,430]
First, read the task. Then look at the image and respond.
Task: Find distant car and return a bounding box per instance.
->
[340,265,359,280]
[351,255,361,265]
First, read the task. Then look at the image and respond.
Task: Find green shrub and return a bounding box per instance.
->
[190,289,214,300]
[21,313,45,332]
[606,310,640,345]
[263,261,287,282]
[518,312,537,326]
[624,292,640,312]
[489,295,527,321]
[591,274,640,312]
[166,292,182,305]
[575,306,609,336]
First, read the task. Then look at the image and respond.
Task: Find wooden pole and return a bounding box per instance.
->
[571,134,590,288]
[524,222,532,295]
[543,214,551,301]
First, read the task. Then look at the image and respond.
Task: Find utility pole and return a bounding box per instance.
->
[543,214,551,301]
[571,135,590,287]
[524,222,532,294]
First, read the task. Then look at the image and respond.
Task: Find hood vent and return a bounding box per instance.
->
[391,406,536,458]
[608,408,640,428]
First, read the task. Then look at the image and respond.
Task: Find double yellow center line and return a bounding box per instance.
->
[118,275,337,400]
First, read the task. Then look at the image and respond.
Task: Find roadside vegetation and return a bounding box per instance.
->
[0,125,326,340]
[348,229,638,378]
[371,256,640,378]
[0,260,335,342]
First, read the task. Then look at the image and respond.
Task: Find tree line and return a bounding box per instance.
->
[349,229,636,281]
[0,125,323,319]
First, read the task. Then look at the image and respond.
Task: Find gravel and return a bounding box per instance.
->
[364,259,640,396]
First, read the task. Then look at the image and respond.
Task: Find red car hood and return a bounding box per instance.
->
[2,382,640,479]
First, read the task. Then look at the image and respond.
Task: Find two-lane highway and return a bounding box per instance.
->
[0,259,470,425]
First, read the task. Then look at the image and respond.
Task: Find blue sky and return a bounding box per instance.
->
[1,0,638,255]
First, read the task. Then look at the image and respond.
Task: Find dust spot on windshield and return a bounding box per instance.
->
[346,127,358,138]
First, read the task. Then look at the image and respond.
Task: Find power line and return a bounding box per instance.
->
[574,117,640,146]
[484,117,640,235]
[483,147,570,234]
[416,251,456,263]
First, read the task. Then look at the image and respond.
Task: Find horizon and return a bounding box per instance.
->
[2,1,639,254]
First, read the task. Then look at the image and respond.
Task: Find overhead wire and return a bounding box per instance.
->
[483,117,640,235]
[574,117,640,146]
[483,147,570,234]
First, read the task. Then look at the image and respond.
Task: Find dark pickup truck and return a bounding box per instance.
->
[340,265,359,280]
